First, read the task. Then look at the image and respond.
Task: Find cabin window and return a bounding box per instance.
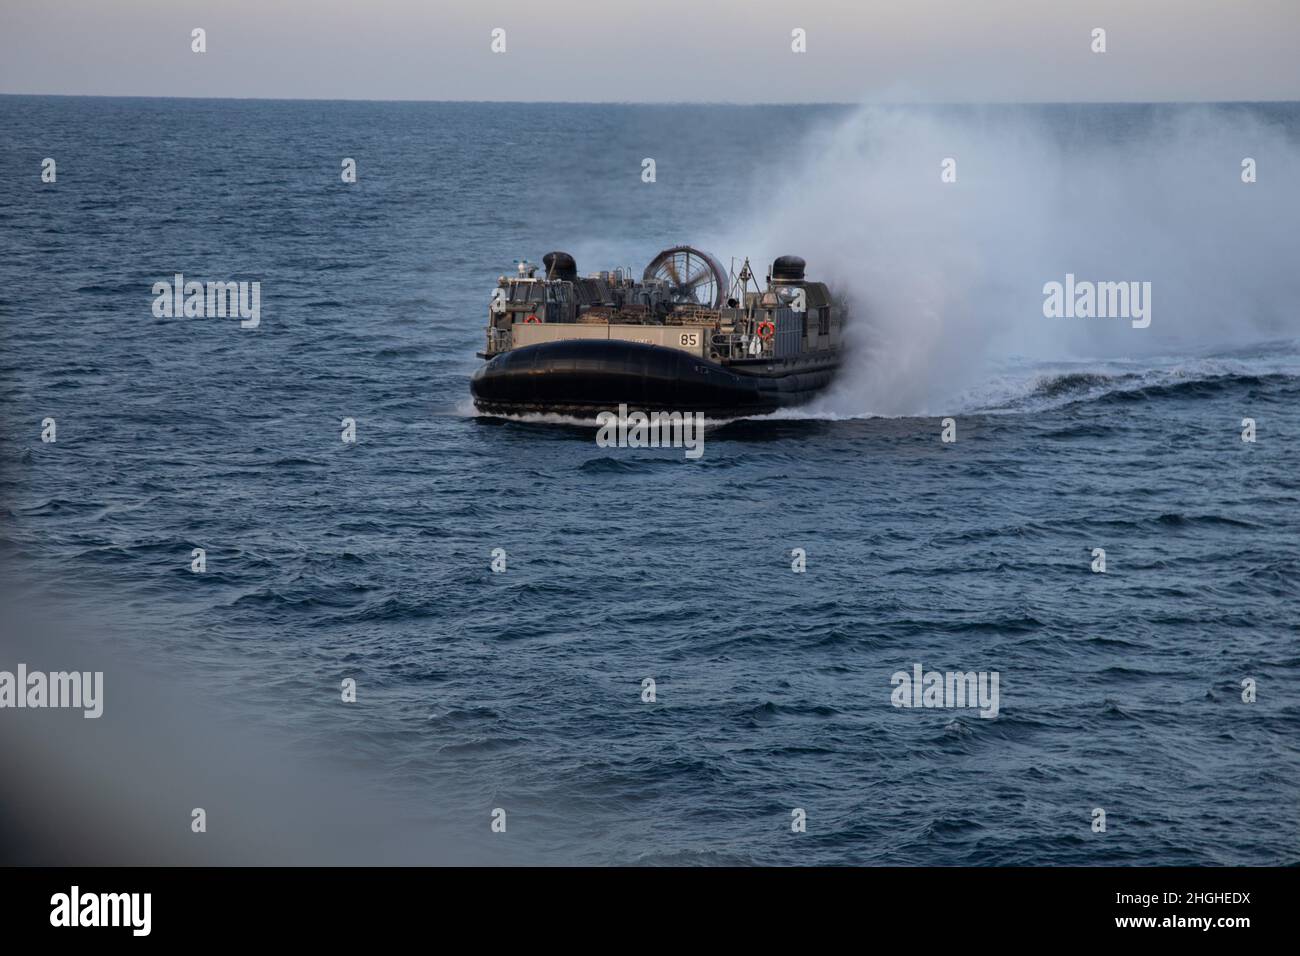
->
[818,307,830,336]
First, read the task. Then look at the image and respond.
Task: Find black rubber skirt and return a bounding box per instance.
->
[471,338,836,417]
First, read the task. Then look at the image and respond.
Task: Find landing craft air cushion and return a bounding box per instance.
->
[470,246,846,417]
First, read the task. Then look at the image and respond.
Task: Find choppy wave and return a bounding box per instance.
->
[2,98,1297,867]
[750,346,1300,421]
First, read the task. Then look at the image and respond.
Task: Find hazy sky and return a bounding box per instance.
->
[1,0,1296,102]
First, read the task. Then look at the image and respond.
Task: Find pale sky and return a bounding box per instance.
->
[1,0,1296,103]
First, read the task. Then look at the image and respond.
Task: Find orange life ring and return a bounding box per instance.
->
[757,320,776,340]
[524,314,541,324]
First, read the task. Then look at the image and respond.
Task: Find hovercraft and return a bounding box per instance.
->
[471,246,844,418]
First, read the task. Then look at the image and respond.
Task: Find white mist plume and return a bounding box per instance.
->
[710,104,1300,417]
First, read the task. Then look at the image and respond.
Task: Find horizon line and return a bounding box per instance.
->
[2,92,1298,108]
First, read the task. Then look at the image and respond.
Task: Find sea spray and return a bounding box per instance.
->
[703,103,1300,418]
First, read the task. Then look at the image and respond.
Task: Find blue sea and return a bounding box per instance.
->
[1,96,1298,865]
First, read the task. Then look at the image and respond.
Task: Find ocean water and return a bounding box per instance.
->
[1,97,1298,865]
